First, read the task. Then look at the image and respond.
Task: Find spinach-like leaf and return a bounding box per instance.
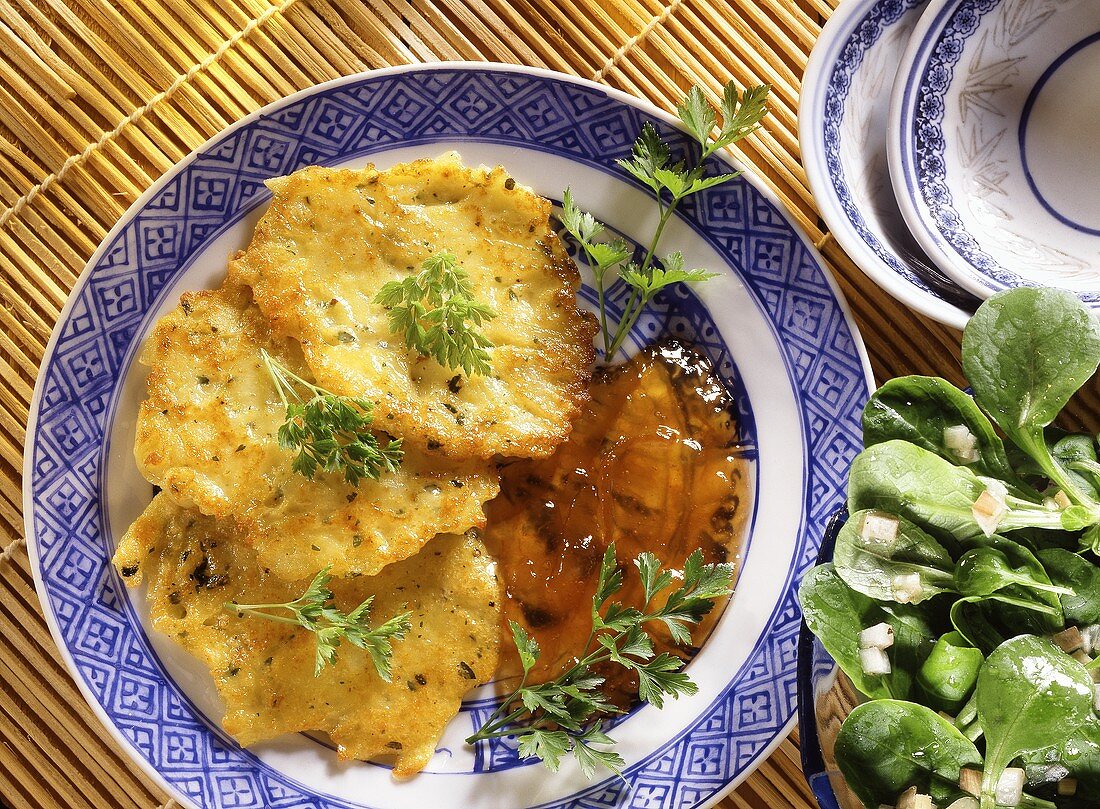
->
[834,699,982,807]
[849,441,1087,541]
[798,564,932,700]
[916,631,984,714]
[950,598,1007,656]
[949,538,1066,652]
[962,287,1100,510]
[863,375,1031,492]
[976,635,1094,809]
[1023,715,1100,795]
[833,509,956,603]
[1037,547,1100,625]
[955,547,1072,601]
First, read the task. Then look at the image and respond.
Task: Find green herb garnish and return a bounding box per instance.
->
[262,349,403,485]
[561,82,770,358]
[374,251,496,376]
[226,567,412,677]
[465,545,734,777]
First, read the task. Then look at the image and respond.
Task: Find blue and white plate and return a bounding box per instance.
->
[890,0,1100,308]
[24,63,872,809]
[800,0,980,330]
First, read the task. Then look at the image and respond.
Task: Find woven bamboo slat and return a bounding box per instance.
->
[2,1,1097,808]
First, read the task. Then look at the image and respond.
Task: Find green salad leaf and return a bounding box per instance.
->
[835,700,983,807]
[833,509,956,603]
[962,287,1100,513]
[976,636,1094,809]
[863,375,1032,493]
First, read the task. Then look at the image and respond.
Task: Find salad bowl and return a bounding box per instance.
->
[23,63,872,809]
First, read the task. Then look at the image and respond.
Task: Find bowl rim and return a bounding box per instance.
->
[799,0,976,330]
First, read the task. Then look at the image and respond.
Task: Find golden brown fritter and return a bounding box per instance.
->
[227,152,597,460]
[135,283,499,580]
[113,494,501,777]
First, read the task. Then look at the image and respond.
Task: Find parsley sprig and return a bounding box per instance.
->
[465,545,735,777]
[226,567,413,677]
[374,251,497,376]
[261,349,403,485]
[561,82,770,358]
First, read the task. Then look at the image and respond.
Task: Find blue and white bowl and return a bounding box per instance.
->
[800,0,980,330]
[24,63,872,809]
[890,0,1100,309]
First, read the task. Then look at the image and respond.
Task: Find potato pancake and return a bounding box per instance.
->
[135,283,499,580]
[114,494,501,777]
[227,152,597,459]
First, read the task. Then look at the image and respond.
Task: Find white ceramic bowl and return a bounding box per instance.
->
[890,0,1100,308]
[800,0,980,329]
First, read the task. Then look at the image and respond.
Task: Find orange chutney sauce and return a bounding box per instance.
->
[483,339,753,704]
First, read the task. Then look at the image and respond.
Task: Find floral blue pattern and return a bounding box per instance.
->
[901,0,1100,304]
[820,0,976,309]
[26,66,869,808]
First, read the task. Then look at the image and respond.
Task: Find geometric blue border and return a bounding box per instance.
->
[898,0,1100,305]
[25,64,871,809]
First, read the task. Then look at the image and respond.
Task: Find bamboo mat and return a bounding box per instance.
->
[1,2,1096,809]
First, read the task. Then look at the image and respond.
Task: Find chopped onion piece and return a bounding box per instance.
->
[860,511,900,544]
[995,768,1024,806]
[859,622,895,650]
[959,767,982,795]
[1083,624,1100,655]
[1073,650,1093,668]
[1058,777,1078,796]
[944,425,979,463]
[1053,626,1085,653]
[1054,490,1072,510]
[891,572,924,604]
[972,487,1008,536]
[897,787,932,809]
[860,646,891,676]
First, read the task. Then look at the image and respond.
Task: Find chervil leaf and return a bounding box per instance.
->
[585,239,632,271]
[594,602,642,632]
[677,85,717,146]
[561,188,604,243]
[614,122,669,192]
[713,82,770,151]
[635,552,675,605]
[517,729,571,771]
[592,544,624,613]
[226,572,410,678]
[263,350,403,485]
[652,167,689,198]
[374,251,496,376]
[510,620,540,675]
[686,173,739,195]
[635,653,697,708]
[572,724,626,778]
[520,684,572,721]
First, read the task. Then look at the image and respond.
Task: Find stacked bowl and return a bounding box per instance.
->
[800,0,1100,330]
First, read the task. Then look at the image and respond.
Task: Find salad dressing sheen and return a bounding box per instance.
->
[484,339,753,705]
